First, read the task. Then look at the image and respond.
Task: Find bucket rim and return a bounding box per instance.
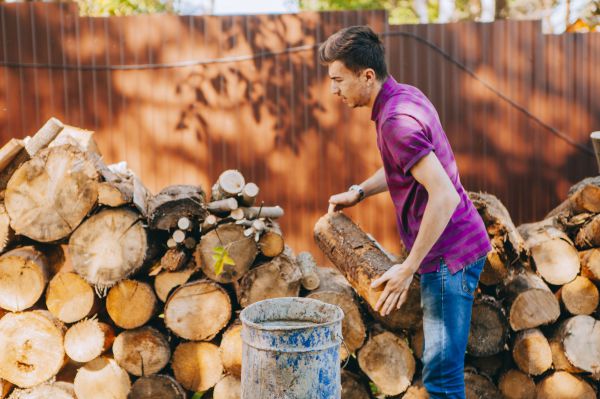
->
[239,297,344,331]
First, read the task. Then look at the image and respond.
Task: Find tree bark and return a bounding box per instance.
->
[306,267,366,360]
[357,330,415,396]
[497,369,535,399]
[549,338,584,374]
[547,176,600,218]
[46,272,97,323]
[467,295,509,357]
[73,357,130,399]
[518,219,579,285]
[129,375,185,399]
[314,213,421,330]
[106,280,157,329]
[5,145,98,242]
[147,185,207,230]
[554,315,600,375]
[575,213,600,249]
[0,311,65,388]
[160,247,189,272]
[0,246,63,312]
[164,280,231,341]
[197,224,258,283]
[64,319,114,363]
[97,168,150,217]
[503,270,560,331]
[172,342,223,392]
[69,208,148,290]
[556,275,599,315]
[212,374,241,399]
[579,248,600,283]
[235,251,302,308]
[0,204,16,254]
[512,328,553,376]
[536,371,596,399]
[112,327,171,377]
[219,321,243,378]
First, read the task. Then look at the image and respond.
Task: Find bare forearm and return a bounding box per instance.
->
[359,167,388,198]
[405,192,459,271]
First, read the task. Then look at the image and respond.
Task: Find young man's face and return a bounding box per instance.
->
[328,60,373,108]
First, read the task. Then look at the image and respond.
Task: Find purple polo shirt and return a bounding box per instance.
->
[372,76,491,274]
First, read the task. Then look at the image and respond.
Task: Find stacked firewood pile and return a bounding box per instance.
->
[313,181,600,398]
[0,118,323,399]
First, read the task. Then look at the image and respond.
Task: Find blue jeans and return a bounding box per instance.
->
[420,256,485,399]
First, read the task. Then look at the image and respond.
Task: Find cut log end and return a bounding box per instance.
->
[172,342,223,392]
[129,375,185,399]
[64,319,114,363]
[74,357,131,399]
[113,327,171,377]
[106,280,157,329]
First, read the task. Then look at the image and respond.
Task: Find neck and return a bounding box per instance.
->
[367,79,384,109]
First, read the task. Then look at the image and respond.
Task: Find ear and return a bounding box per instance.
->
[363,68,376,83]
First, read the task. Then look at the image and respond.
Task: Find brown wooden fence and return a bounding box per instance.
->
[0,3,598,261]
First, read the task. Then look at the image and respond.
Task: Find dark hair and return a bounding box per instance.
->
[319,25,388,81]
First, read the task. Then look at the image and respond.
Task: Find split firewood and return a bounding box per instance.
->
[8,382,75,399]
[172,342,223,392]
[0,118,64,191]
[147,185,207,230]
[497,369,536,399]
[536,371,596,399]
[512,328,553,376]
[73,357,131,399]
[306,267,366,360]
[48,124,100,155]
[518,219,579,285]
[258,221,285,257]
[0,204,16,253]
[579,248,600,283]
[46,272,98,323]
[5,145,98,242]
[208,198,238,214]
[341,371,370,399]
[129,375,186,399]
[575,213,600,249]
[314,212,402,308]
[469,192,528,271]
[556,275,599,315]
[235,251,302,308]
[112,327,171,377]
[197,224,258,283]
[160,247,188,272]
[154,265,196,302]
[503,270,560,331]
[69,207,148,290]
[240,206,284,220]
[0,311,65,388]
[97,166,150,216]
[219,321,243,378]
[211,170,245,201]
[553,315,600,375]
[296,251,320,290]
[240,182,259,206]
[467,295,509,357]
[164,280,231,341]
[64,319,114,363]
[106,280,157,329]
[0,245,63,312]
[546,176,600,218]
[357,329,415,396]
[464,369,503,399]
[212,375,241,399]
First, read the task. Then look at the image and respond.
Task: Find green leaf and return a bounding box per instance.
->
[191,392,205,399]
[212,246,235,276]
[369,381,380,396]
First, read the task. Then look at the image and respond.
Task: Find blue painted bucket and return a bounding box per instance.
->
[240,297,344,399]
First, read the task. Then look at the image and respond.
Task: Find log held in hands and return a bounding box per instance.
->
[314,212,394,308]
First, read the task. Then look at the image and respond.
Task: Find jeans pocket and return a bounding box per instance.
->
[461,257,485,297]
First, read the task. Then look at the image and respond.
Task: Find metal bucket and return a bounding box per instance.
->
[240,297,344,399]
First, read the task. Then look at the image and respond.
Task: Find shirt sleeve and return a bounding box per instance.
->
[381,115,434,175]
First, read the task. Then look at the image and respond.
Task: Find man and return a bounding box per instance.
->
[320,26,491,398]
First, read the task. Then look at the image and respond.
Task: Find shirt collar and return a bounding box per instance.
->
[371,75,397,122]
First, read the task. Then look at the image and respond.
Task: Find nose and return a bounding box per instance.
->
[330,82,340,96]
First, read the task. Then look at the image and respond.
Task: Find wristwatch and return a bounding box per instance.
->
[348,184,365,202]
